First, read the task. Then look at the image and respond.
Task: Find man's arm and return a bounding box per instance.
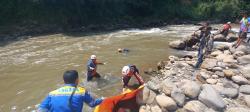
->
[37,95,51,112]
[134,72,144,85]
[83,91,103,107]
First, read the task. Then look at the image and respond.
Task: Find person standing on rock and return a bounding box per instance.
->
[86,55,105,81]
[233,12,249,48]
[38,70,103,112]
[122,65,144,91]
[219,22,232,37]
[193,22,212,68]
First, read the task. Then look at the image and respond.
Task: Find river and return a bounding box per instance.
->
[0,24,222,111]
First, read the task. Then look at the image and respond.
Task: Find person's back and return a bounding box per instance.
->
[38,70,103,112]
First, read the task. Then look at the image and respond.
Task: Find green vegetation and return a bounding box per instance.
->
[0,0,249,32]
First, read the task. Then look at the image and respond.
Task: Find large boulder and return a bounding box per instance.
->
[240,64,250,79]
[156,95,177,111]
[216,54,236,63]
[232,75,249,85]
[239,85,250,94]
[169,40,185,50]
[226,33,238,42]
[214,34,226,42]
[237,55,250,65]
[139,105,151,112]
[184,36,199,48]
[220,88,238,98]
[160,79,176,96]
[206,79,217,84]
[181,80,201,98]
[183,100,208,112]
[171,88,185,107]
[136,86,156,105]
[229,43,250,55]
[198,84,226,110]
[222,78,239,89]
[201,59,217,70]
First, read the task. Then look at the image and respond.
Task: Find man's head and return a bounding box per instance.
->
[63,70,79,84]
[227,22,231,24]
[90,55,97,62]
[204,22,209,26]
[118,48,122,53]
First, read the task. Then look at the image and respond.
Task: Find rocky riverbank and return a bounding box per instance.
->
[138,32,250,112]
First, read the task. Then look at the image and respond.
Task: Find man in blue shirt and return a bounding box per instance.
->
[38,70,103,112]
[86,55,104,81]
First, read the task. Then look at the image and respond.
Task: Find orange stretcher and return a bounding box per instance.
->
[94,86,144,112]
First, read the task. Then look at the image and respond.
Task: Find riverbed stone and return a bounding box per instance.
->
[169,40,185,50]
[215,71,224,77]
[201,59,217,70]
[229,43,250,55]
[156,94,177,111]
[214,34,226,42]
[232,75,249,85]
[237,55,250,64]
[181,80,201,98]
[198,84,225,110]
[233,51,245,58]
[226,107,250,112]
[206,79,217,84]
[139,105,151,112]
[160,79,176,96]
[240,64,250,79]
[244,95,250,107]
[223,69,235,78]
[226,33,238,42]
[212,67,223,72]
[171,88,185,106]
[239,85,250,94]
[150,105,162,112]
[211,50,223,57]
[220,88,238,98]
[222,78,239,89]
[183,100,207,112]
[136,86,156,105]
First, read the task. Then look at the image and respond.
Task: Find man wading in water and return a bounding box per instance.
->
[86,55,105,81]
[193,22,212,68]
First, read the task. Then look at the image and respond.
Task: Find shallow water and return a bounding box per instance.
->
[0,24,224,111]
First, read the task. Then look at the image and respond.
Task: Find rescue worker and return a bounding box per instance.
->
[233,12,249,48]
[220,22,232,37]
[86,55,104,81]
[38,70,103,112]
[117,48,130,53]
[121,65,144,92]
[193,22,212,68]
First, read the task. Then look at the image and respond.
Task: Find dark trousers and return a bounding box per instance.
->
[122,75,131,88]
[87,72,101,81]
[195,35,206,68]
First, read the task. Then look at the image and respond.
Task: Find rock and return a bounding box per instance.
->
[220,88,238,98]
[171,88,185,106]
[157,61,165,70]
[212,67,223,72]
[206,79,217,84]
[184,36,199,48]
[215,71,224,77]
[160,79,176,96]
[147,78,161,91]
[223,69,235,78]
[183,100,208,112]
[212,75,219,79]
[211,50,223,57]
[169,40,186,50]
[200,71,210,79]
[139,105,151,112]
[224,50,231,55]
[136,86,156,104]
[233,51,245,58]
[198,84,225,110]
[226,107,250,112]
[222,79,239,89]
[214,34,226,42]
[226,33,238,42]
[156,95,177,111]
[181,80,201,98]
[229,43,250,55]
[239,85,250,94]
[240,64,250,79]
[232,75,249,85]
[244,95,250,107]
[150,105,162,112]
[237,55,250,64]
[215,44,229,51]
[217,54,236,63]
[201,59,217,70]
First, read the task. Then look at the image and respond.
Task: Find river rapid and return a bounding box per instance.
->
[0,24,223,111]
